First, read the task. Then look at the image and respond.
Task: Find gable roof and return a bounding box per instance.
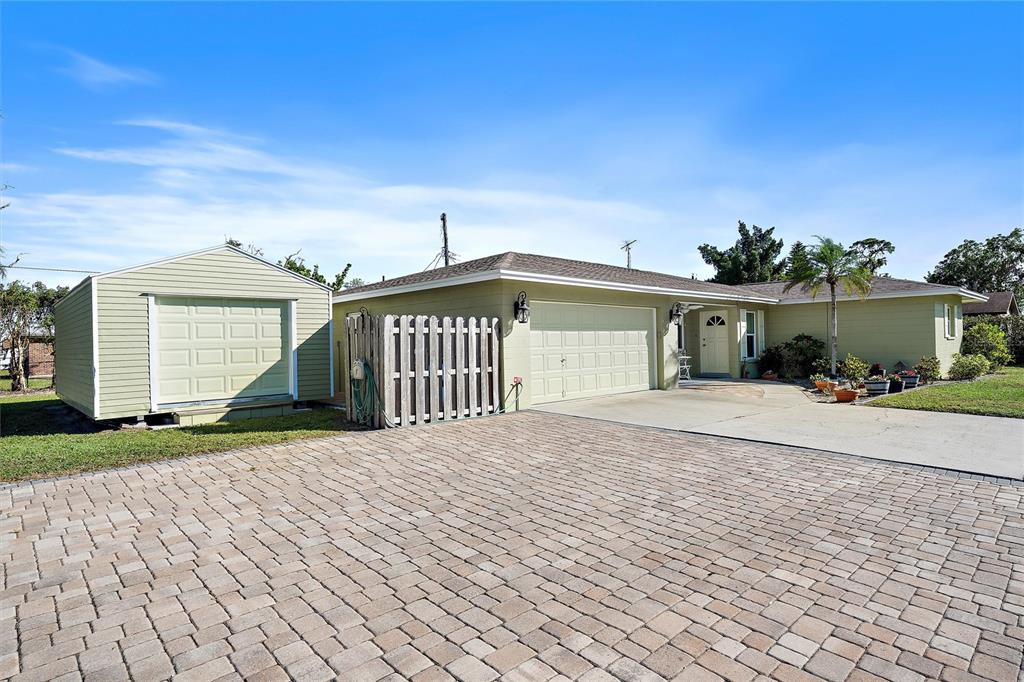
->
[740,277,987,304]
[335,252,778,303]
[963,290,1018,315]
[56,244,334,307]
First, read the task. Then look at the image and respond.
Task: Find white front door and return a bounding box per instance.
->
[699,311,730,375]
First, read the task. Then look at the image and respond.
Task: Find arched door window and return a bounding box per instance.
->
[705,315,726,327]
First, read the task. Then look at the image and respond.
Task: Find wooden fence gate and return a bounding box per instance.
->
[344,313,502,427]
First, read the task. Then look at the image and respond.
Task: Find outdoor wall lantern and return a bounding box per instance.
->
[669,302,685,325]
[514,291,530,324]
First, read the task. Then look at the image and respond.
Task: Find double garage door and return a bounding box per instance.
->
[530,302,655,404]
[154,296,291,407]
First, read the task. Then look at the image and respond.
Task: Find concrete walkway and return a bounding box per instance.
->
[534,382,1024,479]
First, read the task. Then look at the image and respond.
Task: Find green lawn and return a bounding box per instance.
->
[868,367,1024,419]
[1,393,357,482]
[0,375,52,391]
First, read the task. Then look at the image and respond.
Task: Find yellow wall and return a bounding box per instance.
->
[334,279,758,410]
[766,294,964,374]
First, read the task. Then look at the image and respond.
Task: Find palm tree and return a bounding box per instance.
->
[784,236,873,375]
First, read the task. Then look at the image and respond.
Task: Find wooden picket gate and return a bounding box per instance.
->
[344,313,502,427]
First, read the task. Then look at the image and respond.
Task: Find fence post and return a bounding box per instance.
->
[344,316,354,422]
[490,317,501,413]
[382,315,395,426]
[414,315,426,425]
[478,317,489,413]
[399,314,411,426]
[467,317,479,417]
[443,317,454,420]
[429,316,439,423]
[455,317,465,418]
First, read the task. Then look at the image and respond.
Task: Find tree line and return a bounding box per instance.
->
[699,222,1024,302]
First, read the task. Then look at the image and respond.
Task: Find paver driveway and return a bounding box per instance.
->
[2,412,1022,682]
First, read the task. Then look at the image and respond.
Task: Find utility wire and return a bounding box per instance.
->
[6,265,100,274]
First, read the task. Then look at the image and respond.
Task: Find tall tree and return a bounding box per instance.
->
[32,282,69,387]
[926,228,1024,301]
[223,239,353,292]
[847,238,895,276]
[698,221,786,284]
[784,236,873,375]
[0,282,38,391]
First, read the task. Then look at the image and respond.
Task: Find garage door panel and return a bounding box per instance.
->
[155,297,290,405]
[530,302,654,404]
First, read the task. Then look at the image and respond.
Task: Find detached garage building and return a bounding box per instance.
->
[54,245,334,423]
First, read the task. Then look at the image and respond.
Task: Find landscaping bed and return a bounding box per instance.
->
[866,367,1024,419]
[0,392,359,481]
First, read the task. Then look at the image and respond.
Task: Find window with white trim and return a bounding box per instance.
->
[945,304,957,338]
[744,310,757,359]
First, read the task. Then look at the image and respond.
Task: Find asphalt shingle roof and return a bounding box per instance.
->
[963,290,1017,315]
[739,276,971,301]
[342,252,770,299]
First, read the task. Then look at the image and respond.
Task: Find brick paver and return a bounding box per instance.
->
[1,411,1021,681]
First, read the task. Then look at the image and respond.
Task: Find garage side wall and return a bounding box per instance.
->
[53,279,95,418]
[498,280,682,408]
[332,280,506,395]
[96,249,331,419]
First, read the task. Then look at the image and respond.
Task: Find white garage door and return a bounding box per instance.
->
[530,302,655,404]
[154,297,291,406]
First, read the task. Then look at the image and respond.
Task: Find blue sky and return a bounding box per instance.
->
[2,2,1022,289]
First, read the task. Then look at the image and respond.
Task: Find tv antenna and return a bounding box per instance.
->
[424,213,459,270]
[621,240,637,269]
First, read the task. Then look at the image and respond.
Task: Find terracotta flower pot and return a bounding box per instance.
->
[815,380,829,391]
[833,389,858,403]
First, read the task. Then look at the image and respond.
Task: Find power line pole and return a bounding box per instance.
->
[440,213,451,267]
[621,240,637,269]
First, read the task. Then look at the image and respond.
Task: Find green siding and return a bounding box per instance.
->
[333,280,506,394]
[334,279,753,409]
[766,295,963,374]
[53,279,95,417]
[96,248,331,419]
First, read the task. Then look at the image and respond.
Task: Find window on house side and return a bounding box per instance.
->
[945,304,956,338]
[744,311,757,358]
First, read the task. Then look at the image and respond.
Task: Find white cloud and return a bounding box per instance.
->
[14,120,668,284]
[56,49,157,89]
[7,118,1021,290]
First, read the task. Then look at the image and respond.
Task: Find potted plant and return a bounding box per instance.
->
[833,385,858,403]
[888,373,904,393]
[864,374,889,397]
[810,372,833,392]
[899,369,919,389]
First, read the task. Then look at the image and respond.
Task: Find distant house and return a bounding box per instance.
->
[963,290,1019,317]
[2,331,55,378]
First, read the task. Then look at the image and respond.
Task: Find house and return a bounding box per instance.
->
[2,330,55,378]
[962,290,1019,317]
[53,245,334,424]
[333,253,985,409]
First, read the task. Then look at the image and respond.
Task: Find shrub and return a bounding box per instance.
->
[913,356,941,383]
[960,323,1012,370]
[965,314,1024,365]
[788,334,828,376]
[947,353,989,381]
[759,335,827,379]
[758,345,785,375]
[869,363,885,377]
[838,353,869,385]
